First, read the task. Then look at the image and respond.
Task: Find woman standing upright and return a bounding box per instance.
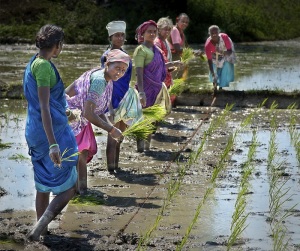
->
[24,24,78,241]
[134,20,171,152]
[168,13,190,61]
[205,25,236,91]
[100,21,142,173]
[154,17,183,106]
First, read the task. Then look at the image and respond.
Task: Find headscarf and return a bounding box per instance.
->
[106,21,126,37]
[106,49,131,66]
[135,20,157,44]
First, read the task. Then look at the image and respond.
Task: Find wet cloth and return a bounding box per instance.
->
[134,45,167,108]
[23,54,78,194]
[66,68,113,162]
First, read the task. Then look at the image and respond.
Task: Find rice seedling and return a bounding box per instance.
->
[122,118,156,140]
[70,194,104,206]
[180,47,195,64]
[137,162,188,250]
[142,105,167,122]
[168,78,185,96]
[227,131,258,250]
[137,104,233,250]
[0,140,12,149]
[60,148,81,164]
[8,153,28,161]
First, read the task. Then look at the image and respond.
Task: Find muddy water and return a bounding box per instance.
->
[1,38,300,91]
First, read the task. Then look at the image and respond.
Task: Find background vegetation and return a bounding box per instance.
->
[0,0,299,44]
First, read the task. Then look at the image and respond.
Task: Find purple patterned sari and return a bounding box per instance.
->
[136,45,166,108]
[66,68,113,136]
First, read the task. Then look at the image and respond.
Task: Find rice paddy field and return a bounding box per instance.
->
[0,39,300,250]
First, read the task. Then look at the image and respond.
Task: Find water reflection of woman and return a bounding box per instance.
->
[205,25,236,91]
[24,24,78,241]
[100,21,142,173]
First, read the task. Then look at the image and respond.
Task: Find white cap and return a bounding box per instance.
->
[106,21,126,36]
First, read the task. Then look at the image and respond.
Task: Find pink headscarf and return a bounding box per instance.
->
[106,49,131,66]
[135,20,157,44]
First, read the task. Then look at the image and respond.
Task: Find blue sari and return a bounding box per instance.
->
[23,54,78,194]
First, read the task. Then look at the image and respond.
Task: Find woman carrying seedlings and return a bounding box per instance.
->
[168,13,189,61]
[100,21,142,173]
[204,25,236,91]
[154,17,182,89]
[65,49,130,194]
[24,24,78,241]
[134,20,172,152]
[154,17,183,107]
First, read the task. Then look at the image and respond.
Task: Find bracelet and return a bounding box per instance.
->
[139,92,145,97]
[49,143,58,149]
[66,109,71,118]
[109,127,115,134]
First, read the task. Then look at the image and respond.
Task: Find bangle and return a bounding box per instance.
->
[109,127,115,134]
[139,92,145,97]
[49,143,58,149]
[66,109,71,118]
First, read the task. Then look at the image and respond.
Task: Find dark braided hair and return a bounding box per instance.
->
[35,24,64,49]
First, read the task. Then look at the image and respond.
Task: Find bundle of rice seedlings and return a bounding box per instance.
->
[168,78,185,96]
[143,104,167,121]
[60,148,81,164]
[181,47,195,64]
[122,118,156,140]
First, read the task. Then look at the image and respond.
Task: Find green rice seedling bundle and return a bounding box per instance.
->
[180,47,194,64]
[143,105,167,121]
[122,118,156,140]
[168,78,185,96]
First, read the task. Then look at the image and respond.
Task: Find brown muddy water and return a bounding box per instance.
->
[1,40,300,250]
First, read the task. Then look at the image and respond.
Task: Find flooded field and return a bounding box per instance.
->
[1,39,300,250]
[1,99,300,250]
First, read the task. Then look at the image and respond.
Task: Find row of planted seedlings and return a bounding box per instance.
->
[136,103,234,250]
[266,101,298,251]
[137,99,299,250]
[288,103,300,163]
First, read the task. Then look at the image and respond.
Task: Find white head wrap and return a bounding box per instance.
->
[106,21,126,37]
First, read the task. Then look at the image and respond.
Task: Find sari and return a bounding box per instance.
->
[66,68,113,162]
[23,54,78,194]
[136,45,169,110]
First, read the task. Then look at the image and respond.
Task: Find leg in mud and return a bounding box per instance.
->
[27,185,76,241]
[137,139,144,153]
[144,133,152,151]
[76,150,88,195]
[106,121,126,173]
[35,192,50,236]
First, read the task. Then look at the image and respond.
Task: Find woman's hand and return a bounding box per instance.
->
[49,144,62,167]
[139,92,147,107]
[109,127,123,142]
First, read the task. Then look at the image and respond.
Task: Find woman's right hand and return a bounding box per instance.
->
[49,145,62,167]
[109,127,123,142]
[139,92,147,107]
